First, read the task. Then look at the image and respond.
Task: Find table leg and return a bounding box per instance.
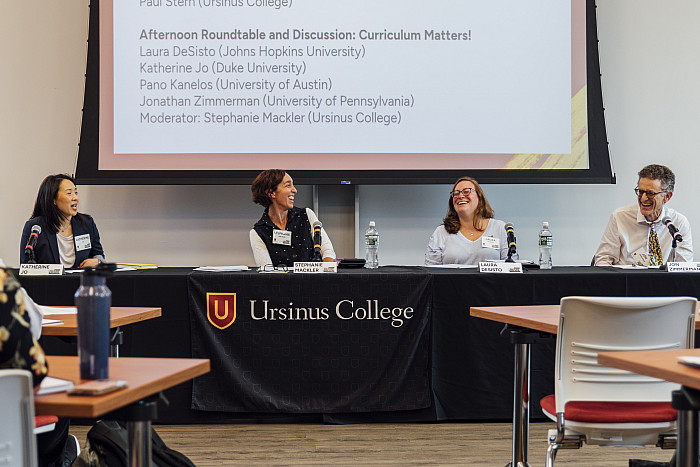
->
[505,328,552,467]
[127,420,152,467]
[110,399,158,467]
[512,341,531,467]
[110,327,123,358]
[673,389,699,467]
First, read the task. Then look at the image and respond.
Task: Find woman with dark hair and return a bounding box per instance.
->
[424,176,511,265]
[20,174,105,268]
[250,169,335,267]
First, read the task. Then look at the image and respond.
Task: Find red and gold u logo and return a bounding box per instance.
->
[206,293,237,330]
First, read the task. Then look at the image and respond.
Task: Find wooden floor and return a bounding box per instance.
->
[69,421,675,466]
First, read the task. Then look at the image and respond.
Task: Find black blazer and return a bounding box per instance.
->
[20,215,105,268]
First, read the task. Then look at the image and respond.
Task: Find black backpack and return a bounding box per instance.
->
[73,420,196,467]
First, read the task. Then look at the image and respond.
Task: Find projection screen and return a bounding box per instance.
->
[75,0,613,185]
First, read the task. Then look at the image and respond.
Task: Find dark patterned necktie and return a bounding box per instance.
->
[648,223,663,265]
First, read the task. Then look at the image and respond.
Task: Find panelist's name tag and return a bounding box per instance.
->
[293,262,338,273]
[631,248,651,266]
[74,233,92,251]
[19,264,64,276]
[478,261,523,274]
[482,236,500,250]
[272,230,292,246]
[666,262,700,273]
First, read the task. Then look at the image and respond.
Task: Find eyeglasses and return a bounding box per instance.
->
[634,188,666,198]
[259,264,289,273]
[450,188,473,198]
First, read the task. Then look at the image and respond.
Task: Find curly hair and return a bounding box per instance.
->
[251,169,287,207]
[638,164,675,192]
[442,176,494,234]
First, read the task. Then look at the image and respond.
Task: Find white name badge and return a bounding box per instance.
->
[631,248,651,266]
[74,234,92,252]
[293,262,338,273]
[272,230,292,246]
[482,236,500,250]
[478,261,523,273]
[666,262,700,273]
[19,264,64,276]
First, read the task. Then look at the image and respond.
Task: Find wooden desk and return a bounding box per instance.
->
[35,356,209,417]
[469,304,700,467]
[41,307,162,337]
[598,348,700,392]
[471,304,700,334]
[598,349,700,467]
[42,307,161,358]
[35,356,209,467]
[470,305,559,334]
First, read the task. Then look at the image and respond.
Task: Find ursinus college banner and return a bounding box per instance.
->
[188,270,432,413]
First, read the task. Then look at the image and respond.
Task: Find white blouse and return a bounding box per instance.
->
[56,233,76,269]
[424,219,512,265]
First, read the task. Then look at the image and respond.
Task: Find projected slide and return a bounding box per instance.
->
[99,0,585,172]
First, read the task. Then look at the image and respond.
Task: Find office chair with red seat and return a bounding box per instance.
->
[34,415,59,434]
[540,296,697,467]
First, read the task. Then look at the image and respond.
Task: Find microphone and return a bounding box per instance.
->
[663,217,683,243]
[24,225,41,264]
[504,222,517,262]
[312,221,322,261]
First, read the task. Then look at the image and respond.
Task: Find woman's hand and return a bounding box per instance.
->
[79,258,101,269]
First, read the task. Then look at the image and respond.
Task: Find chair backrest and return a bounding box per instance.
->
[554,296,697,411]
[0,369,38,467]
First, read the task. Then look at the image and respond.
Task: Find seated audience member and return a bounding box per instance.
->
[20,174,105,269]
[250,169,336,267]
[594,164,693,266]
[425,176,513,265]
[0,265,78,466]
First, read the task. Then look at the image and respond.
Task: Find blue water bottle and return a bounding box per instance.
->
[74,264,115,379]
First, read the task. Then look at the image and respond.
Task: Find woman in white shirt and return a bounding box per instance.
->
[425,176,511,265]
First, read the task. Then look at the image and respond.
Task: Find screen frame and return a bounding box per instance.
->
[75,0,614,185]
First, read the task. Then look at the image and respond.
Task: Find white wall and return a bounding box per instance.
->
[3,1,699,267]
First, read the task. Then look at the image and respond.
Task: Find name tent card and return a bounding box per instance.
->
[19,264,64,276]
[293,262,338,273]
[666,262,700,273]
[478,262,523,274]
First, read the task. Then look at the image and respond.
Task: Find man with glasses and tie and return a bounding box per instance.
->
[594,164,693,266]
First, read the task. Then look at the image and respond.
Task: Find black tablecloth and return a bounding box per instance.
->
[18,266,700,423]
[188,268,432,414]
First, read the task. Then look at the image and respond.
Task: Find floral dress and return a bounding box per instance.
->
[0,268,48,386]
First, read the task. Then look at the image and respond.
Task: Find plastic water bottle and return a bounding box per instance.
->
[74,265,113,379]
[538,221,553,270]
[364,221,379,269]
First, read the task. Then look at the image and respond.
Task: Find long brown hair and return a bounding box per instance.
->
[442,176,494,234]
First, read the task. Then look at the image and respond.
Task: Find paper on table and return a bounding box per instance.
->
[37,376,74,395]
[424,264,477,269]
[678,356,700,369]
[611,264,661,269]
[492,259,537,265]
[38,305,78,315]
[116,263,158,269]
[194,266,249,272]
[42,318,64,326]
